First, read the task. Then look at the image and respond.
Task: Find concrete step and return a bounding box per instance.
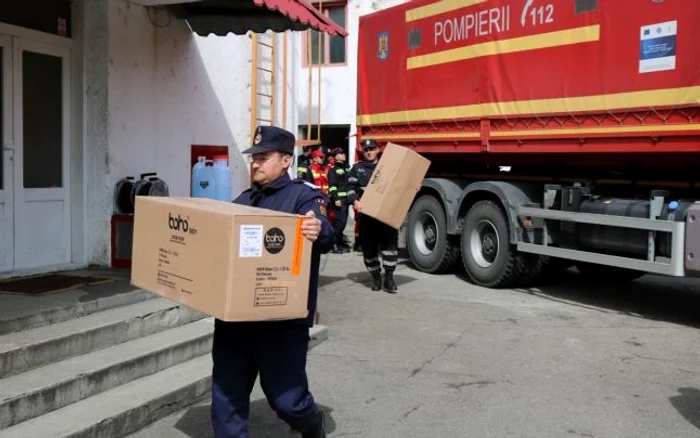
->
[0,319,214,429]
[0,354,213,438]
[0,325,327,438]
[0,289,155,335]
[0,298,205,379]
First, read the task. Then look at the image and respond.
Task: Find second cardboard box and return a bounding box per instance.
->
[359,142,431,229]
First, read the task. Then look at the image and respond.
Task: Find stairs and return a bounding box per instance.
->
[0,289,328,437]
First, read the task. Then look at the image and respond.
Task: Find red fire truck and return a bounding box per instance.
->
[356,0,700,287]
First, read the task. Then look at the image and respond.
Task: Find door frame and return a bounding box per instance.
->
[0,18,86,277]
[0,34,13,273]
[12,37,72,270]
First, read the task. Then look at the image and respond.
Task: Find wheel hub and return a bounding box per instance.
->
[470,220,500,268]
[482,234,496,255]
[413,212,439,256]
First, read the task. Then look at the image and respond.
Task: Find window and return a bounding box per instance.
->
[575,0,597,14]
[305,2,347,66]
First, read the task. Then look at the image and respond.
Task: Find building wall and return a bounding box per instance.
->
[295,0,406,164]
[85,0,298,266]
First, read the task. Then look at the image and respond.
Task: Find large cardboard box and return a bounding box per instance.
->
[130,196,312,322]
[359,143,431,229]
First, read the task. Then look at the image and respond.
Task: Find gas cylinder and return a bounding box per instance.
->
[212,154,232,202]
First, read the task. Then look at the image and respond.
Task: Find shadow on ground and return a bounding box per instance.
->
[669,387,700,432]
[318,276,347,288]
[511,268,700,328]
[174,399,336,437]
[345,271,417,290]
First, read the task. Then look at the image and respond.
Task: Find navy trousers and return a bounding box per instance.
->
[211,321,319,438]
[333,205,348,247]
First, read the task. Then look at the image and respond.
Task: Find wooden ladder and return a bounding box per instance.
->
[249,31,279,143]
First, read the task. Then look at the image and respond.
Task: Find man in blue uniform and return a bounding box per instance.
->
[211,125,333,438]
[347,139,399,293]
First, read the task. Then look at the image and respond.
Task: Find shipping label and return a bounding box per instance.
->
[240,225,263,258]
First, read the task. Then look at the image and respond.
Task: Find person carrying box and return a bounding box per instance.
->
[211,125,333,438]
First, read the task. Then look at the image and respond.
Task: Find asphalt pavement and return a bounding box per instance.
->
[130,249,700,438]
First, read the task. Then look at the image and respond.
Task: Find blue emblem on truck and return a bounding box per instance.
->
[378,31,389,60]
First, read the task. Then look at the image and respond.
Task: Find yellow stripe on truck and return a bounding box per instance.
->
[490,124,700,138]
[357,86,700,126]
[362,125,700,142]
[405,0,486,23]
[408,25,600,70]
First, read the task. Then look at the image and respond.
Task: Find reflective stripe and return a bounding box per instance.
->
[337,192,347,197]
[328,187,337,192]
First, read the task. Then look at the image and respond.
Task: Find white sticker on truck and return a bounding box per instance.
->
[639,20,677,74]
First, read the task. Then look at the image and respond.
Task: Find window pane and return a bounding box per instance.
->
[329,35,345,63]
[328,6,346,64]
[23,51,62,189]
[310,30,325,65]
[328,6,345,29]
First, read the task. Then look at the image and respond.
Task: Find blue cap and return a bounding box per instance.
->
[242,126,295,155]
[669,200,679,210]
[361,139,378,150]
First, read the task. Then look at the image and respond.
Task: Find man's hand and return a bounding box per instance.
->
[301,210,322,242]
[353,200,362,212]
[335,200,342,207]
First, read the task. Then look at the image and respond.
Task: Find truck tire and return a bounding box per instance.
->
[576,262,645,283]
[406,195,461,273]
[460,200,537,288]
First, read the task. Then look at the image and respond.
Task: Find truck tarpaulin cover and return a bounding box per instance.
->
[357,0,700,128]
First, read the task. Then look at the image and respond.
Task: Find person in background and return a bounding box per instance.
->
[309,149,329,195]
[211,125,333,438]
[328,147,351,253]
[296,146,314,184]
[347,139,399,293]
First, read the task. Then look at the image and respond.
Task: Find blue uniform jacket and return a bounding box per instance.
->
[233,173,333,327]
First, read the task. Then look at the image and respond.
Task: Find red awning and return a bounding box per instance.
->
[169,0,348,37]
[253,0,348,36]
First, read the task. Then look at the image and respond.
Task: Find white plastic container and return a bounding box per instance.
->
[191,156,215,198]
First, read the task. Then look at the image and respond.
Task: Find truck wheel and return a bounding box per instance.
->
[460,200,534,288]
[576,262,645,283]
[406,195,460,273]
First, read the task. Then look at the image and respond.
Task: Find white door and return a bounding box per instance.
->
[8,37,71,272]
[0,35,12,272]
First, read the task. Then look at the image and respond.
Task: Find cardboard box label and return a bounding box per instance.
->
[254,286,288,307]
[240,224,263,257]
[263,227,287,254]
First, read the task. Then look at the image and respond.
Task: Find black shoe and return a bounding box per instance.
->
[302,409,326,438]
[383,272,397,293]
[371,272,382,291]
